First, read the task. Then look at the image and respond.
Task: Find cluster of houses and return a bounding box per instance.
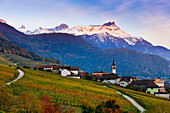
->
[91,59,169,99]
[36,65,88,79]
[36,58,169,99]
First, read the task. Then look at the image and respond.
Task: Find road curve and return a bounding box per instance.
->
[6,69,24,85]
[117,91,145,113]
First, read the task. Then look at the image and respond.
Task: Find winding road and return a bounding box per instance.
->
[6,69,24,85]
[117,91,145,113]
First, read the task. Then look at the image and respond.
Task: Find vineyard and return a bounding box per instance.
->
[0,64,18,84]
[106,84,170,113]
[1,66,169,113]
[5,68,139,112]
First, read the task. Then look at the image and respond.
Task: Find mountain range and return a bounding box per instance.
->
[18,21,170,60]
[0,30,61,65]
[0,21,169,77]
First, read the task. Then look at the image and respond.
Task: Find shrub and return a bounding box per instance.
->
[95,99,125,113]
[81,99,95,113]
[23,65,30,69]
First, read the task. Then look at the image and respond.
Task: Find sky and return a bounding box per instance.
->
[0,0,170,49]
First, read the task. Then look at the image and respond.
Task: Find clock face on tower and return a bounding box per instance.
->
[112,67,116,69]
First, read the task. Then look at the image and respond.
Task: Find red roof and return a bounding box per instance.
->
[37,65,53,68]
[44,65,53,68]
[37,65,44,69]
[52,66,60,70]
[78,72,89,76]
[70,67,79,70]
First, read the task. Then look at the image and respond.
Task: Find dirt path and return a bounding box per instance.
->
[6,69,24,85]
[117,91,145,113]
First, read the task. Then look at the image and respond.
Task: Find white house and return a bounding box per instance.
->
[70,67,79,75]
[119,76,136,87]
[67,76,80,79]
[61,69,71,76]
[101,73,119,84]
[119,80,129,87]
[43,65,53,71]
[154,88,169,99]
[60,66,80,79]
[155,93,169,99]
[154,78,164,87]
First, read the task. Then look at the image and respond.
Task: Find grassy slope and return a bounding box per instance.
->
[0,56,14,66]
[0,64,18,84]
[0,53,56,68]
[106,84,170,113]
[7,68,139,113]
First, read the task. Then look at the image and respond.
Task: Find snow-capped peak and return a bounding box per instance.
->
[0,19,6,24]
[20,25,26,29]
[103,21,115,26]
[17,21,139,45]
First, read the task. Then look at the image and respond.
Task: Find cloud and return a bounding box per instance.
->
[115,0,136,12]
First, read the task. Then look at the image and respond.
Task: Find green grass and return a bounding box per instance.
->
[0,56,14,66]
[7,68,139,113]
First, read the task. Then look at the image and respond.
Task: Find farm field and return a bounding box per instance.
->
[5,68,139,113]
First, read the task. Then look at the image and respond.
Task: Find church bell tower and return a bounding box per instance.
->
[111,58,116,74]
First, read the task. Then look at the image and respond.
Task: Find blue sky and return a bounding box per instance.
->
[0,0,170,49]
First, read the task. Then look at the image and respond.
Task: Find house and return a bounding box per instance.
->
[130,80,154,91]
[59,66,81,79]
[154,77,164,87]
[119,76,136,87]
[154,88,169,98]
[67,74,81,79]
[146,81,159,95]
[100,73,119,84]
[91,71,109,78]
[37,65,53,71]
[43,65,53,71]
[60,66,79,76]
[36,65,81,79]
[70,67,79,75]
[37,65,45,70]
[61,69,71,76]
[155,92,169,99]
[52,66,60,74]
[78,72,89,77]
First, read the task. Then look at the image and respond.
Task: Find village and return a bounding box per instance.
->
[36,58,170,99]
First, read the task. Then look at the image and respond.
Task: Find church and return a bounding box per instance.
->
[92,58,120,84]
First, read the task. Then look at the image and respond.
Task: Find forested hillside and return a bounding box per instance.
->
[0,31,61,65]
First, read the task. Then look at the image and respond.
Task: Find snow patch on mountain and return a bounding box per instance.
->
[0,19,6,24]
[18,21,140,45]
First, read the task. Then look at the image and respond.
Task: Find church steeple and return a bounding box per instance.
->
[112,59,116,66]
[111,58,116,74]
